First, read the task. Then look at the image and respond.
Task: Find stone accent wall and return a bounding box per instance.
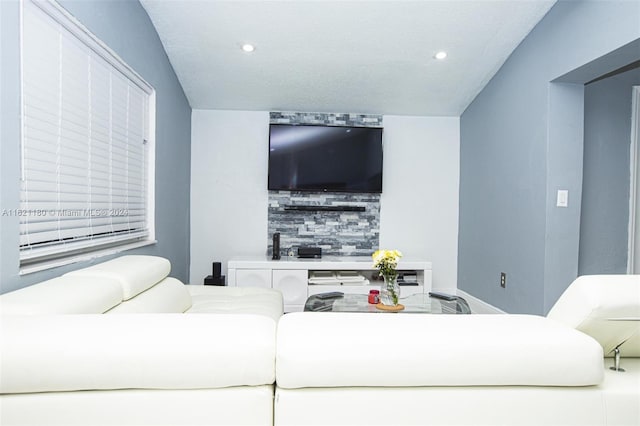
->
[270,111,383,127]
[268,191,380,257]
[267,112,382,257]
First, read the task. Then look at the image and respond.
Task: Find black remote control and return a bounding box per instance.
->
[315,291,344,300]
[428,291,457,301]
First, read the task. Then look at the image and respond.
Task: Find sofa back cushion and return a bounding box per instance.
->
[187,286,284,321]
[106,278,192,314]
[276,313,604,389]
[1,313,277,393]
[65,255,171,300]
[547,275,640,357]
[0,276,122,315]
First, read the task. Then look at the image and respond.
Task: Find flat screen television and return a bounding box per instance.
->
[268,124,383,193]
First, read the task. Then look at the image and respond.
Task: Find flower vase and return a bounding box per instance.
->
[380,275,400,306]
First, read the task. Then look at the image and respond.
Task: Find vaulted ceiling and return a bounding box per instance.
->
[140,0,556,116]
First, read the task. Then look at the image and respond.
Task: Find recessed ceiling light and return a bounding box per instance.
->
[434,51,447,60]
[241,43,255,53]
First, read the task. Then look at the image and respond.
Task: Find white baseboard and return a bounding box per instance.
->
[456,289,506,314]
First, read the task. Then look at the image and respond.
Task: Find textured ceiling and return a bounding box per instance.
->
[140,0,556,116]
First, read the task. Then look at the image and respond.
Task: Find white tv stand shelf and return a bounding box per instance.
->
[227,256,432,312]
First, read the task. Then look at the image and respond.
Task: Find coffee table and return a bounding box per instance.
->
[304,292,471,314]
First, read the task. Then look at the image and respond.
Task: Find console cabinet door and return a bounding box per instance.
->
[235,269,272,288]
[272,269,308,309]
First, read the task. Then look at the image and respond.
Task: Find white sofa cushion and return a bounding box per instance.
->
[106,278,192,314]
[0,313,276,393]
[547,274,640,356]
[65,255,171,300]
[0,276,122,315]
[276,313,604,389]
[273,359,640,426]
[187,286,284,321]
[275,386,608,426]
[0,386,275,426]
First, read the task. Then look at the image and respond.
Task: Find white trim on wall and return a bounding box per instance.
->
[628,86,640,274]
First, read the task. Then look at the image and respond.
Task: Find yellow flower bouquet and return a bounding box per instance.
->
[372,249,402,306]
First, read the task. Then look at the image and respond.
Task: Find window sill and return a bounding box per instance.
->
[19,240,158,276]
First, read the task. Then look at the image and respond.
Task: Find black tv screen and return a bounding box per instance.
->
[268,124,383,193]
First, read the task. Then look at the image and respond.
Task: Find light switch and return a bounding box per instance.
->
[556,190,568,207]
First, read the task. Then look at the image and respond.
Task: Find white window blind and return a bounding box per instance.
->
[20,0,155,266]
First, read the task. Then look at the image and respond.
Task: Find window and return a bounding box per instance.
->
[19,0,155,270]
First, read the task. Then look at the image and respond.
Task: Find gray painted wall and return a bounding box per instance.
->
[579,68,640,275]
[459,0,640,314]
[0,0,192,293]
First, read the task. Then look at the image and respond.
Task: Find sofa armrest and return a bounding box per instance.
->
[0,313,276,394]
[547,275,640,356]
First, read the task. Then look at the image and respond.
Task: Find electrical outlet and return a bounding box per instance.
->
[500,272,506,288]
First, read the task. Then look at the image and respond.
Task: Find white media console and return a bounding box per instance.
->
[227,256,432,312]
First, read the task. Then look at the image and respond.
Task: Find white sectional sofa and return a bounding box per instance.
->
[1,255,638,426]
[0,255,283,426]
[275,275,640,426]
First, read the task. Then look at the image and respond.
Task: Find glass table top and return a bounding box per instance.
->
[304,292,471,314]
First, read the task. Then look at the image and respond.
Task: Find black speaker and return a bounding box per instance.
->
[272,232,281,260]
[212,262,222,278]
[204,275,225,286]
